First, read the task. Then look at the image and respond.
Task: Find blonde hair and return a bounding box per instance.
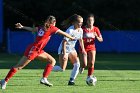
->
[62,14,83,28]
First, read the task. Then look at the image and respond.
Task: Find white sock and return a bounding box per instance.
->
[52,65,63,72]
[70,62,80,81]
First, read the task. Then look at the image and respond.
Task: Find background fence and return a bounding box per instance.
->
[0,0,2,47]
[6,29,140,54]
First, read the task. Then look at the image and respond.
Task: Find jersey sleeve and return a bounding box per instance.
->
[95,27,102,37]
[51,25,60,34]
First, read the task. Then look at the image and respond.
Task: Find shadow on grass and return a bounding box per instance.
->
[0,53,140,70]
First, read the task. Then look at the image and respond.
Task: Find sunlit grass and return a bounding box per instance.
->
[0,53,140,93]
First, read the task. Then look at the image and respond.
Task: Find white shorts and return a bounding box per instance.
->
[58,46,76,54]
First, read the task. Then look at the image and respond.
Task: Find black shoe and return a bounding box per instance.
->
[68,81,75,85]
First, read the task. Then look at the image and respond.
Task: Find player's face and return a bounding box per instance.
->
[75,18,83,28]
[52,21,56,26]
[87,17,94,26]
[44,20,56,26]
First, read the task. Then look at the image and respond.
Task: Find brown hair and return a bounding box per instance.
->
[44,15,56,29]
[86,13,95,21]
[87,14,94,18]
[61,14,83,28]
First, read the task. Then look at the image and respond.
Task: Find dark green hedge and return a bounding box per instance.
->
[3,0,140,30]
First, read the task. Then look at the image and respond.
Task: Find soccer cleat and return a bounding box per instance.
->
[79,67,84,74]
[0,79,7,89]
[68,81,75,86]
[40,78,53,87]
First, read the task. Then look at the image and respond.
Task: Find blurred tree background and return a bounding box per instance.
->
[3,0,140,30]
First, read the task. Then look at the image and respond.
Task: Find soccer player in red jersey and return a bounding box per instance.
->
[79,14,103,79]
[0,15,74,89]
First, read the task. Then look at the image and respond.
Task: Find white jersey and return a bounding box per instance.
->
[58,25,83,54]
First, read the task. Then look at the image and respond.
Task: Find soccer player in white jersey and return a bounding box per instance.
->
[54,14,86,85]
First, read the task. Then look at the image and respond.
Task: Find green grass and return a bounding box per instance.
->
[0,53,140,93]
[0,70,140,93]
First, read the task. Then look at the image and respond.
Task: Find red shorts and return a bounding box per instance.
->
[79,45,96,53]
[24,44,44,60]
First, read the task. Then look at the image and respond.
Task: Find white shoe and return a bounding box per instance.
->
[79,68,84,74]
[40,78,53,87]
[52,65,63,72]
[0,79,7,89]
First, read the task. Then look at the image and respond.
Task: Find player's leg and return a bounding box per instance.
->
[0,56,31,89]
[68,51,80,85]
[87,50,96,77]
[79,51,87,74]
[36,52,56,87]
[59,53,68,71]
[52,53,68,72]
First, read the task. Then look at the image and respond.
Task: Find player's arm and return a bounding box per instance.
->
[94,32,103,42]
[62,39,68,60]
[94,27,103,42]
[79,38,86,54]
[62,39,67,55]
[15,23,38,32]
[56,30,75,40]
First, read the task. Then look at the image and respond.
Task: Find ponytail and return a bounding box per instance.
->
[61,14,82,28]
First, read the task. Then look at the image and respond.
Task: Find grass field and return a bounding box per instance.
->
[0,53,140,93]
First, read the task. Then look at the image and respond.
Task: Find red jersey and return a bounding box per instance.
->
[82,26,101,51]
[33,25,59,51]
[24,25,59,60]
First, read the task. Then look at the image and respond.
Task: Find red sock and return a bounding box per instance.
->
[43,64,53,78]
[88,67,94,76]
[5,68,18,82]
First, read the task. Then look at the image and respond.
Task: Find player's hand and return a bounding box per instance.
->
[15,23,24,29]
[70,36,76,41]
[94,32,98,37]
[82,49,87,55]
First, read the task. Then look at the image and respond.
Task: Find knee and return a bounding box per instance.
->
[88,61,95,68]
[62,58,68,62]
[91,60,95,66]
[50,58,56,66]
[14,63,26,69]
[91,63,95,68]
[83,63,87,68]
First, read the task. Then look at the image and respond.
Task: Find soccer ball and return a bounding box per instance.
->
[86,76,97,86]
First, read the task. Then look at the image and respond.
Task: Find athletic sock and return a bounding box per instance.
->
[5,67,18,82]
[43,64,53,78]
[88,67,94,76]
[70,62,80,81]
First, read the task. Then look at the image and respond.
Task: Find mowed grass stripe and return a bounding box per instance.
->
[0,69,140,93]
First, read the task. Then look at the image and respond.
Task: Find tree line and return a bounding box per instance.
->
[3,0,140,30]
